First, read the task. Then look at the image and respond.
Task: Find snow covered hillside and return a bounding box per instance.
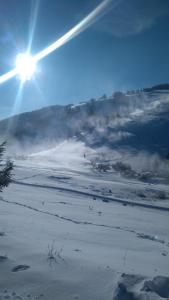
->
[0,84,169,157]
[0,84,169,299]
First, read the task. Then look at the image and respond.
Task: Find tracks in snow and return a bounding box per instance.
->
[12,179,169,212]
[0,196,134,232]
[0,197,167,246]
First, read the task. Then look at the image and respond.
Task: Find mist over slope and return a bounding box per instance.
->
[0,84,169,157]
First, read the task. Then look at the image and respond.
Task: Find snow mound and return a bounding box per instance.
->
[142,276,169,298]
[28,140,95,170]
[114,274,169,299]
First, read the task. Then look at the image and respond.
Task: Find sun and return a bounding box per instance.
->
[16,53,36,81]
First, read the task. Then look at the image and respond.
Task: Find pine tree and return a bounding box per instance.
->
[0,142,13,192]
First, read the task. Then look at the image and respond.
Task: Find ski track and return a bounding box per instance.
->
[12,179,169,212]
[0,195,168,247]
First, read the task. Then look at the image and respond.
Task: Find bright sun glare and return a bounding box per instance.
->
[0,0,111,84]
[16,53,36,81]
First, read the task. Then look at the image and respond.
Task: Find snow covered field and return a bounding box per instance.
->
[0,151,169,300]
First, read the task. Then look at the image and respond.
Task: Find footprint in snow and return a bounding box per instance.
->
[11,265,30,272]
[0,255,8,262]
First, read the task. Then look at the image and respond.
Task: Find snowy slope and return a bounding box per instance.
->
[0,85,169,299]
[0,85,169,157]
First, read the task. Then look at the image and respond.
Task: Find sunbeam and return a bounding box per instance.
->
[6,81,24,135]
[27,0,40,53]
[34,0,114,62]
[0,0,120,84]
[0,68,18,84]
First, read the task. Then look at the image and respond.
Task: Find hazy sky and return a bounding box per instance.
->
[0,0,169,119]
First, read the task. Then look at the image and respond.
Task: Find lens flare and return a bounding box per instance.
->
[34,0,113,62]
[0,0,120,84]
[15,53,36,81]
[0,69,18,84]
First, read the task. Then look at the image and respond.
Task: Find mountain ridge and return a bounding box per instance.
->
[0,83,169,157]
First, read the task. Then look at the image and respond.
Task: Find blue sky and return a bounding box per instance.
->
[0,0,169,119]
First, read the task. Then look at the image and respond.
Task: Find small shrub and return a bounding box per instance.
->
[138,172,152,181]
[47,243,64,265]
[92,162,111,172]
[137,191,146,198]
[112,161,136,178]
[156,191,166,200]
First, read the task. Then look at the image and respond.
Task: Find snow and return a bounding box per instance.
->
[0,153,169,299]
[1,91,169,157]
[1,89,169,299]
